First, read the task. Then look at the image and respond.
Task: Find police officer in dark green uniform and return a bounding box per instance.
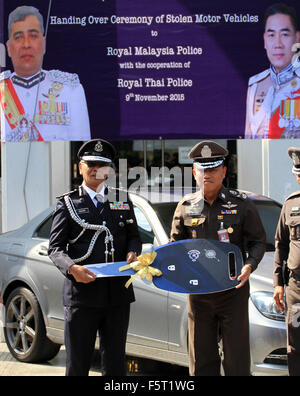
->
[170,140,266,376]
[274,147,300,376]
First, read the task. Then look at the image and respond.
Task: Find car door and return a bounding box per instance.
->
[25,215,65,333]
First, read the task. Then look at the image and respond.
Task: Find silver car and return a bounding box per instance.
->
[0,189,287,375]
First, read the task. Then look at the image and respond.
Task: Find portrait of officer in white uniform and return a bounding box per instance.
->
[245,3,300,139]
[0,5,91,142]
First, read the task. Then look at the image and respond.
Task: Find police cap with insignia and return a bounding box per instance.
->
[189,141,229,169]
[288,147,300,176]
[77,139,116,164]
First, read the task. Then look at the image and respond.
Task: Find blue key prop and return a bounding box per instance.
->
[84,252,160,286]
[84,239,244,294]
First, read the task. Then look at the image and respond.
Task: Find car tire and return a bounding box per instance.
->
[4,287,61,363]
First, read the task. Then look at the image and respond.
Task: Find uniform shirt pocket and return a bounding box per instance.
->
[183,216,206,239]
[286,215,300,240]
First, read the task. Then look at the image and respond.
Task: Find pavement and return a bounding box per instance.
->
[0,306,102,376]
[0,341,189,376]
[0,307,187,376]
[0,342,101,376]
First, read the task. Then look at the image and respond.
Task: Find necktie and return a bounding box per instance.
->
[95,194,104,211]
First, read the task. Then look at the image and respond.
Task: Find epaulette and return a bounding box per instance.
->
[181,191,199,204]
[229,189,248,201]
[248,69,270,86]
[0,70,12,82]
[56,189,78,200]
[285,191,300,201]
[48,70,80,88]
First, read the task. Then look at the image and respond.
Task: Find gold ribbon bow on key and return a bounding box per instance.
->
[119,251,162,288]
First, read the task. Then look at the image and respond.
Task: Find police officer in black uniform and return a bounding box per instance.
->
[170,141,266,376]
[274,147,300,376]
[48,139,142,376]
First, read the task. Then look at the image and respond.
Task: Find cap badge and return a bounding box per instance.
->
[201,145,212,158]
[94,142,103,152]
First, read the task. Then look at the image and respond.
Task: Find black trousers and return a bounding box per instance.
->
[64,303,130,376]
[188,282,250,376]
[286,277,300,376]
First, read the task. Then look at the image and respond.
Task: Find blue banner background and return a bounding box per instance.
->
[3,0,300,140]
[0,0,5,70]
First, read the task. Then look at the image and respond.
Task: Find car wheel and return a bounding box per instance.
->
[4,287,61,363]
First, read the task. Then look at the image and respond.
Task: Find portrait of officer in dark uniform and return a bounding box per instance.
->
[170,141,266,376]
[274,146,300,376]
[48,139,142,376]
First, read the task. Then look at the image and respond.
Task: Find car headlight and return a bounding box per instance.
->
[250,291,285,322]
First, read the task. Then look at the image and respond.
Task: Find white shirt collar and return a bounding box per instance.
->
[82,183,106,203]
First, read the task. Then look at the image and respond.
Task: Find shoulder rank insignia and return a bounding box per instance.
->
[56,189,78,200]
[0,70,12,81]
[48,70,80,88]
[229,190,247,201]
[248,69,270,86]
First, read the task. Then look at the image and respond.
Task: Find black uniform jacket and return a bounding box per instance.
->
[48,186,142,308]
[170,186,266,272]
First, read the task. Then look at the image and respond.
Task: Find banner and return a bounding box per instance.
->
[0,0,4,70]
[1,0,300,141]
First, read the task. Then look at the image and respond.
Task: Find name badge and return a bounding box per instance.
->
[291,207,300,216]
[77,208,89,214]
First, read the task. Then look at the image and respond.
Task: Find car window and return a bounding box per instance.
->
[152,202,178,237]
[252,200,281,252]
[34,216,53,239]
[134,206,155,244]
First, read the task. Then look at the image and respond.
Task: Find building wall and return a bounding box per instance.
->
[237,140,300,204]
[1,141,70,233]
